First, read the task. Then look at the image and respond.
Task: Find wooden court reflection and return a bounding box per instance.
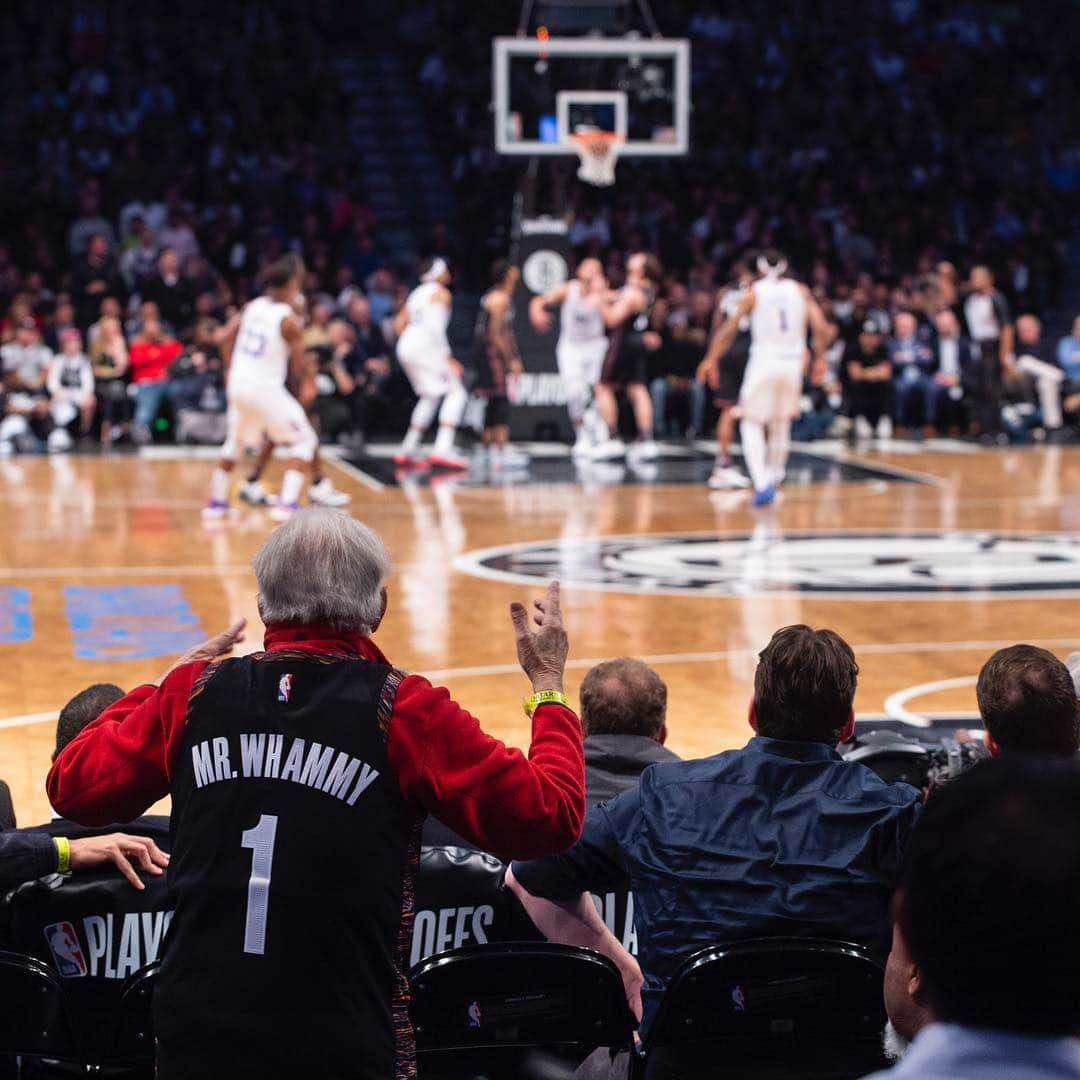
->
[1,445,1079,824]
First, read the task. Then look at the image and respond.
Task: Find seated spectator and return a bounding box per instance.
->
[1,316,52,396]
[864,756,1080,1079]
[847,321,893,440]
[45,327,95,451]
[0,380,52,454]
[930,310,975,434]
[303,299,333,351]
[140,247,192,335]
[509,625,921,1035]
[579,657,679,805]
[71,232,126,329]
[975,645,1079,757]
[1058,315,1080,431]
[128,315,182,443]
[44,295,78,352]
[1008,314,1067,440]
[90,313,130,444]
[168,332,227,445]
[119,215,159,288]
[888,311,939,433]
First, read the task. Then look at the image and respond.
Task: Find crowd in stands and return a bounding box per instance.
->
[4,510,1080,1077]
[2,2,1080,456]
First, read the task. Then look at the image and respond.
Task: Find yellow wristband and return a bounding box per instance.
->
[523,689,569,718]
[54,836,71,875]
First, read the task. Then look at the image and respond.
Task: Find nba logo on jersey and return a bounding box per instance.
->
[466,1001,483,1030]
[277,673,293,703]
[44,921,88,978]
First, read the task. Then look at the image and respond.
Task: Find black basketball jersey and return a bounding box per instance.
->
[156,651,422,1080]
[604,284,656,367]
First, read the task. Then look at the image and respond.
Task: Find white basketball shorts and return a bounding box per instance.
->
[222,383,317,462]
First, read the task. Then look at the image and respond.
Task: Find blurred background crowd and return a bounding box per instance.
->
[2,0,1080,454]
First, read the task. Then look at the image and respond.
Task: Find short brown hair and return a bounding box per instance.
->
[580,658,667,740]
[639,252,662,284]
[753,625,858,743]
[258,253,304,291]
[976,645,1079,756]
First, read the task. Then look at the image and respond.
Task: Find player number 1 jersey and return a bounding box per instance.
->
[749,277,807,363]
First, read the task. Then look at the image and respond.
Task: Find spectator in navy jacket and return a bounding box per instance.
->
[889,311,939,433]
[508,624,921,1036]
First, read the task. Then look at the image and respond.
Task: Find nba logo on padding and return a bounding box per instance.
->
[278,673,293,703]
[45,922,88,978]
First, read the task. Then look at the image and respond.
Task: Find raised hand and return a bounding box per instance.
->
[510,581,568,693]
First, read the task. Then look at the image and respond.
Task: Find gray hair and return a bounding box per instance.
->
[253,508,390,633]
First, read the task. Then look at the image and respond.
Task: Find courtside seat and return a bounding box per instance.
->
[102,961,159,1073]
[0,950,82,1065]
[408,942,636,1079]
[641,938,888,1080]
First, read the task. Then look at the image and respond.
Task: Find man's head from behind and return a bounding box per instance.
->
[976,645,1079,757]
[751,625,858,744]
[55,684,124,761]
[253,508,390,636]
[895,755,1080,1036]
[579,658,667,742]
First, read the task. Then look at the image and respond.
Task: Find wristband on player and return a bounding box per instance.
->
[54,836,71,875]
[523,689,570,718]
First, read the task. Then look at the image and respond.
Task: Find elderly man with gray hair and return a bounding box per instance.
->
[48,508,585,1080]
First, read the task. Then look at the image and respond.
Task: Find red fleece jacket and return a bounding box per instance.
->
[46,625,586,860]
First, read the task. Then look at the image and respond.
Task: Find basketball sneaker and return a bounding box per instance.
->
[752,485,776,507]
[309,478,351,507]
[571,431,594,459]
[238,480,273,507]
[590,438,626,461]
[876,416,894,440]
[490,445,530,470]
[627,438,659,461]
[427,451,469,470]
[393,450,425,467]
[708,465,751,490]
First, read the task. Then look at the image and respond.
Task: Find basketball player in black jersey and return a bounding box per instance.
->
[475,258,529,470]
[592,251,662,461]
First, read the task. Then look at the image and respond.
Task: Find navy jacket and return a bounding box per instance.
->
[514,736,921,1034]
[0,831,58,892]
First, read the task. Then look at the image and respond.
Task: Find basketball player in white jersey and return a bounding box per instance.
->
[204,254,322,522]
[393,258,468,470]
[701,250,830,506]
[529,257,608,458]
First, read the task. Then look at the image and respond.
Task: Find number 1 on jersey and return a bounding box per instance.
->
[778,305,788,332]
[241,814,278,955]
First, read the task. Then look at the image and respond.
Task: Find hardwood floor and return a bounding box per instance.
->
[2,443,1078,824]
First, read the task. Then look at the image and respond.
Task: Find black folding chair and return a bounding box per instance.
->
[409,943,637,1079]
[0,950,83,1066]
[97,962,158,1074]
[641,938,888,1080]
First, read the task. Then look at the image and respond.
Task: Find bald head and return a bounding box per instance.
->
[580,658,668,740]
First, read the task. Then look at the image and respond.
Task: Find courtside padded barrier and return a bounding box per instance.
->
[642,938,888,1080]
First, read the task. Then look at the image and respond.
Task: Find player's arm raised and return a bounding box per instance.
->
[601,285,643,329]
[698,289,754,385]
[529,281,570,334]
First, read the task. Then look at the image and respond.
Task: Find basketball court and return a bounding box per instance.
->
[3,442,1079,824]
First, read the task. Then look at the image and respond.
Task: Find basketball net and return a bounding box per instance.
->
[570,131,623,187]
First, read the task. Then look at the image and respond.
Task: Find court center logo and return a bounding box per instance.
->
[453,531,1080,598]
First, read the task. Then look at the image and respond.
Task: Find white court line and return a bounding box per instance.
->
[883,675,979,728]
[321,453,386,493]
[2,637,1071,732]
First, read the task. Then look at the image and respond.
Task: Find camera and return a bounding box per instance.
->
[842,728,990,789]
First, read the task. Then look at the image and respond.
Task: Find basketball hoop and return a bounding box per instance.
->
[570,131,623,187]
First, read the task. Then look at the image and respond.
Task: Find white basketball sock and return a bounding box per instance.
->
[740,419,770,491]
[210,468,231,504]
[279,468,305,508]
